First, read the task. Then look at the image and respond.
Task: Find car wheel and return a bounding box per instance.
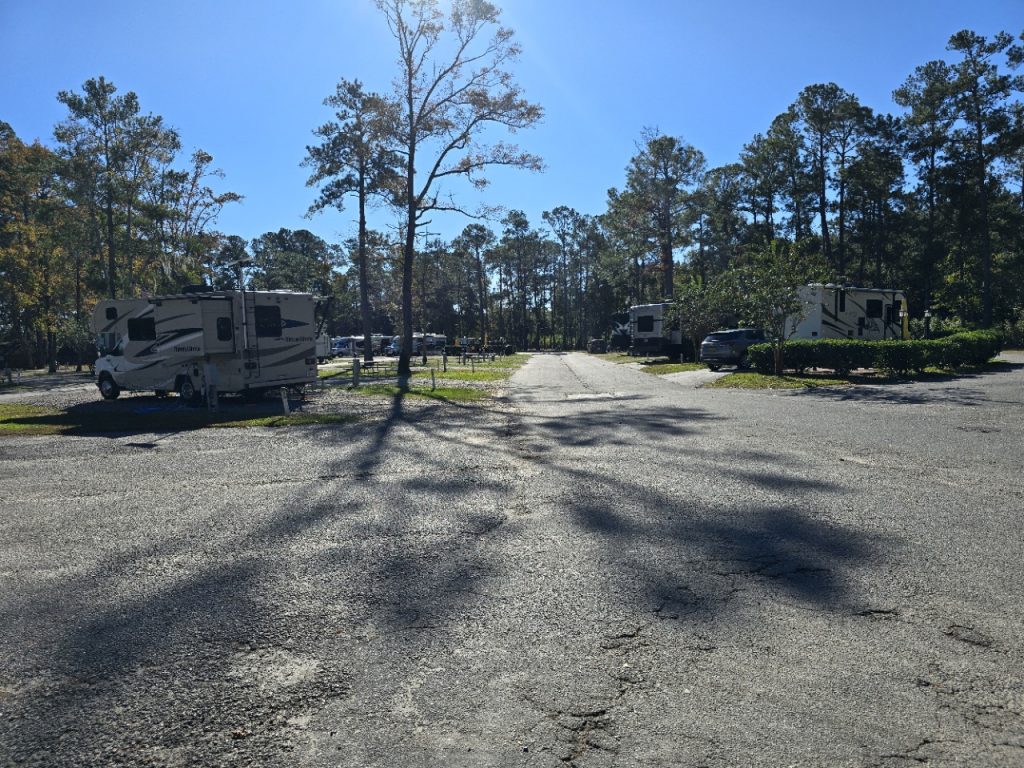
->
[738,353,751,370]
[707,364,720,372]
[99,375,120,400]
[178,377,202,406]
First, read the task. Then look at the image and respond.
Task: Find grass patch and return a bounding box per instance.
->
[413,368,508,382]
[318,367,351,379]
[0,402,357,436]
[599,352,643,364]
[640,362,707,375]
[706,373,851,389]
[0,404,63,435]
[350,383,487,402]
[474,352,531,369]
[599,352,689,366]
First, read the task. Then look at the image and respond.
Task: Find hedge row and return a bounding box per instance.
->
[748,331,1003,376]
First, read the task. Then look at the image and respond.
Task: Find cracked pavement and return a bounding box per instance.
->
[1,352,1023,766]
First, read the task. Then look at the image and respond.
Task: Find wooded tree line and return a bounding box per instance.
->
[2,6,1022,371]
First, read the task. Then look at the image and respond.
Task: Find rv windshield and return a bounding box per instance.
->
[96,332,122,356]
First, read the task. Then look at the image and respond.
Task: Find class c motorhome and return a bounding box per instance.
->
[90,287,318,403]
[786,284,908,341]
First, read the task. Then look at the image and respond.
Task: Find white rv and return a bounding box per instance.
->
[628,303,682,357]
[91,287,318,403]
[786,284,908,341]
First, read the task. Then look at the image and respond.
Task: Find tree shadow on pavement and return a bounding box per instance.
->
[1,388,876,765]
[0,387,419,764]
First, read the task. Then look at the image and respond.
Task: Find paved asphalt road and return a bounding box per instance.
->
[1,353,1022,767]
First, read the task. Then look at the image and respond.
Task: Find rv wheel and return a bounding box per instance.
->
[178,377,202,406]
[99,375,120,400]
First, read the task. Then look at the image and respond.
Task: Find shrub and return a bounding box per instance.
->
[1000,317,1024,348]
[748,343,774,374]
[813,339,875,375]
[748,330,1003,377]
[874,341,926,375]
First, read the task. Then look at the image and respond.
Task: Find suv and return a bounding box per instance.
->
[700,328,767,370]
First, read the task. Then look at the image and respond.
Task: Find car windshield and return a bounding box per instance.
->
[705,330,746,341]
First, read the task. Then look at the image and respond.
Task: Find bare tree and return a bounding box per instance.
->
[375,0,542,381]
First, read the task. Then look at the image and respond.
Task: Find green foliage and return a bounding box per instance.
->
[872,341,930,376]
[1000,316,1024,348]
[248,228,340,293]
[613,130,706,299]
[668,273,734,359]
[749,331,1003,376]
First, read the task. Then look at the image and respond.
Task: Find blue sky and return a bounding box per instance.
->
[2,0,1021,249]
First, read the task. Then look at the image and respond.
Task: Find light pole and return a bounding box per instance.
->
[924,308,932,339]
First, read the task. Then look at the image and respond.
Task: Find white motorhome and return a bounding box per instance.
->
[628,303,682,357]
[786,284,908,340]
[91,287,318,403]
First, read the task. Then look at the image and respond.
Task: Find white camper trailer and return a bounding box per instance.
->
[91,287,318,403]
[628,303,682,357]
[786,284,908,341]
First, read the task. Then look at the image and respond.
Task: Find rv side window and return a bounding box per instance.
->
[838,291,846,313]
[255,305,281,338]
[216,317,233,341]
[105,307,118,320]
[866,299,883,318]
[637,315,655,333]
[126,317,156,341]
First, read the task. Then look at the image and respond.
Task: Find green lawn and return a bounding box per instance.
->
[640,361,707,375]
[705,373,852,389]
[349,384,488,402]
[412,368,508,382]
[596,352,697,369]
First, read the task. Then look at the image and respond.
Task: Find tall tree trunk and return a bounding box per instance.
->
[358,168,374,363]
[837,162,847,277]
[475,247,488,346]
[976,123,993,327]
[105,198,117,299]
[816,144,832,265]
[75,252,84,372]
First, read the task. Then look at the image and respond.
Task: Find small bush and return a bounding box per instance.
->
[748,343,774,374]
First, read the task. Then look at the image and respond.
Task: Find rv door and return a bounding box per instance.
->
[200,299,236,354]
